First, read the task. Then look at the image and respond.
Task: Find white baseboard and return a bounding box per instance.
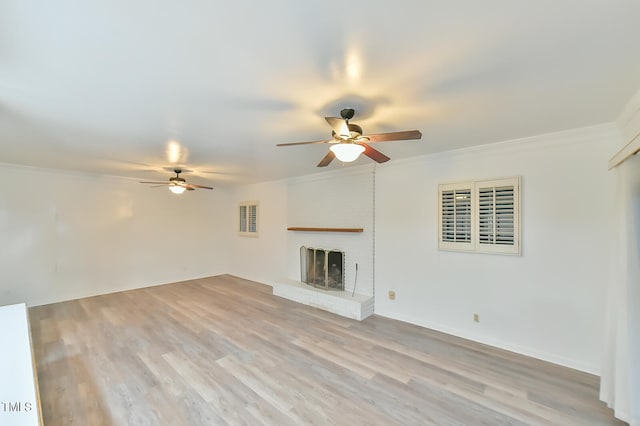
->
[375,310,599,375]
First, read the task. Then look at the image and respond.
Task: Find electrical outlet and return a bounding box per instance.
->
[473,313,480,323]
[388,290,395,300]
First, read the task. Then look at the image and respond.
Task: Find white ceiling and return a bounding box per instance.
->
[2,1,640,187]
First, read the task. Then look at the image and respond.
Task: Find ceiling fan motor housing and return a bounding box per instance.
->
[331,123,363,140]
[348,123,363,138]
[170,169,185,184]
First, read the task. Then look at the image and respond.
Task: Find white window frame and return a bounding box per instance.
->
[438,177,521,255]
[238,201,258,237]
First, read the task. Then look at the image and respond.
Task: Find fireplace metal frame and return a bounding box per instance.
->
[300,246,345,291]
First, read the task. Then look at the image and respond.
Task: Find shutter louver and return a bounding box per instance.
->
[495,186,514,245]
[440,186,472,245]
[248,204,257,233]
[478,185,515,246]
[441,190,455,242]
[239,205,247,232]
[478,188,495,244]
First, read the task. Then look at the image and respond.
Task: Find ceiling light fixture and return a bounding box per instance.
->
[330,143,365,162]
[169,185,186,194]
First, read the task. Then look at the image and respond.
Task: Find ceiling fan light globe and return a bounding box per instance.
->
[169,185,186,194]
[330,143,365,162]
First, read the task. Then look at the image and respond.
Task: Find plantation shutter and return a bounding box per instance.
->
[438,183,474,251]
[239,205,248,232]
[439,177,520,255]
[248,204,257,233]
[476,177,520,254]
[239,202,259,236]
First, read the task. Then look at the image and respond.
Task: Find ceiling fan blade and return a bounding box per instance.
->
[361,143,391,163]
[317,150,336,167]
[277,139,332,147]
[187,183,214,190]
[140,181,170,185]
[325,117,350,138]
[366,130,422,143]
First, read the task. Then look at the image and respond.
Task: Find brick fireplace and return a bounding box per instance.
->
[272,245,373,320]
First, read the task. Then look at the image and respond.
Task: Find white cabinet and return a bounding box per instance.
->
[0,303,42,426]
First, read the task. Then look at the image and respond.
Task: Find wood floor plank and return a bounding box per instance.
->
[29,274,625,425]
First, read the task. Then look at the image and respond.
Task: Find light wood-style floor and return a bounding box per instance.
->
[29,275,623,425]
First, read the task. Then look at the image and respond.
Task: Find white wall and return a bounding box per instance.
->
[0,164,231,306]
[617,87,640,148]
[227,180,288,285]
[374,124,619,374]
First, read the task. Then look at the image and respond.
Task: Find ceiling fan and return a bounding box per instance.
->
[139,169,213,194]
[277,108,422,167]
